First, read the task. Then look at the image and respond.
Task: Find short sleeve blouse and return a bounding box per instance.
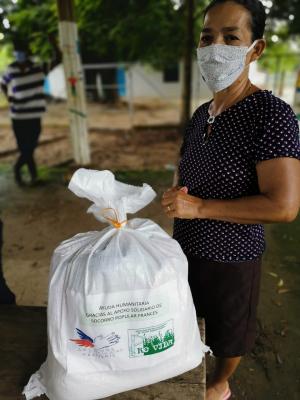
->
[173,90,300,262]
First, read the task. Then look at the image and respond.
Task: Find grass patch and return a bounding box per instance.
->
[0,163,68,184]
[0,164,11,174]
[0,164,174,189]
[37,165,69,183]
[264,216,300,267]
[115,170,173,188]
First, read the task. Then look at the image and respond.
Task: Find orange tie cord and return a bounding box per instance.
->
[100,207,127,229]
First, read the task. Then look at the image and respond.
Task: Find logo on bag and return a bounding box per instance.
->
[128,319,175,358]
[70,328,120,349]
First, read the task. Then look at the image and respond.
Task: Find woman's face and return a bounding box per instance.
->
[199,1,254,48]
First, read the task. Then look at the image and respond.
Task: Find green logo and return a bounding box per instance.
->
[128,319,175,357]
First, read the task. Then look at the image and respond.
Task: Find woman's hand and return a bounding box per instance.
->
[161,186,205,219]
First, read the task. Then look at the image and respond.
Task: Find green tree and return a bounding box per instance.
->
[0,43,13,72]
[0,0,57,60]
[0,0,209,65]
[76,0,185,67]
[268,0,300,35]
[259,41,299,74]
[258,23,300,96]
[0,0,208,113]
[0,0,200,66]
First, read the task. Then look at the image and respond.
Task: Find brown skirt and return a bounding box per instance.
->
[187,254,262,358]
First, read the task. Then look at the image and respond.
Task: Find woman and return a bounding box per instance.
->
[161,1,300,399]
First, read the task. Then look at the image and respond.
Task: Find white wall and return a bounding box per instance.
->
[47,64,67,99]
[124,61,212,103]
[127,63,181,99]
[49,61,298,106]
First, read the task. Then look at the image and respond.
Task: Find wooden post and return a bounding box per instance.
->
[56,0,91,165]
[273,55,281,97]
[294,69,300,107]
[127,66,134,127]
[180,0,195,131]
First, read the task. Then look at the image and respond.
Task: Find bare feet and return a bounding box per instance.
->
[206,381,230,400]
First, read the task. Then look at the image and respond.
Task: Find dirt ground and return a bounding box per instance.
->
[0,101,299,400]
[0,100,184,169]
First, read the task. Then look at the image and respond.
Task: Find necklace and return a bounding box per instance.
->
[207,83,253,125]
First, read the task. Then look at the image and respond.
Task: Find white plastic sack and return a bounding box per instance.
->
[23,169,209,400]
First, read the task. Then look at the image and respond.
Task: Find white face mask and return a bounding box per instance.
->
[196,41,257,93]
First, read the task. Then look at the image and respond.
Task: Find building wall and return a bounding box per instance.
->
[125,61,212,101]
[46,61,297,107]
[47,64,67,100]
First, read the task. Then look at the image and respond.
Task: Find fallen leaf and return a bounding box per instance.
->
[268,272,278,278]
[33,246,45,251]
[271,299,282,307]
[278,288,292,294]
[276,353,283,365]
[277,279,284,287]
[280,328,287,337]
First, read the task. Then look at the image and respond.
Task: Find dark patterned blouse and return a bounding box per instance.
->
[173,90,300,262]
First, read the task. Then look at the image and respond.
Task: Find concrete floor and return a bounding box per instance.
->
[0,306,205,400]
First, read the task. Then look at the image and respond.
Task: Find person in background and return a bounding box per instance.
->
[0,35,62,186]
[161,0,300,399]
[0,219,15,305]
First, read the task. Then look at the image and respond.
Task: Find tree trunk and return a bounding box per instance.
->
[57,0,75,20]
[273,55,282,97]
[278,69,286,97]
[56,0,91,165]
[294,69,300,107]
[180,0,195,132]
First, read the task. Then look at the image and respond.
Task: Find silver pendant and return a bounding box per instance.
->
[207,115,215,124]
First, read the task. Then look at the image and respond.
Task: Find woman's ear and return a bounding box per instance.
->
[251,39,266,62]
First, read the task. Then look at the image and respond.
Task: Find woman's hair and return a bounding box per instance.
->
[203,0,266,41]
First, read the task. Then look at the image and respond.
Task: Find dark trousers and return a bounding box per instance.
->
[0,220,16,304]
[12,118,41,182]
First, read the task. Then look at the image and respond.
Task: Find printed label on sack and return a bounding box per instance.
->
[69,319,175,361]
[66,280,181,372]
[128,319,174,357]
[78,280,177,327]
[69,327,124,360]
[83,299,164,325]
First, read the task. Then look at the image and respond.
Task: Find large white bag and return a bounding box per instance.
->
[23,169,209,400]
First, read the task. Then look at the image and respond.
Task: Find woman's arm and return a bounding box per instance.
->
[162,157,300,223]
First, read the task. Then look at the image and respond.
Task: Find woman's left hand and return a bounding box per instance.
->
[161,186,205,219]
